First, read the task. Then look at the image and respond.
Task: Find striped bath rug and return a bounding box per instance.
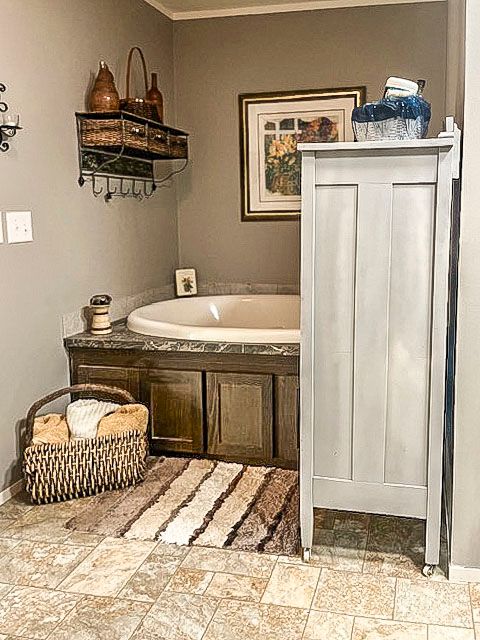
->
[66,456,300,555]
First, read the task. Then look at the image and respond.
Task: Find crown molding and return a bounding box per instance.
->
[143,0,174,19]
[146,0,444,22]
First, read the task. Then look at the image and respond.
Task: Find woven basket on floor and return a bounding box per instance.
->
[23,384,148,504]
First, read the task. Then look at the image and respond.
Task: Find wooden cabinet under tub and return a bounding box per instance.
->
[67,341,299,469]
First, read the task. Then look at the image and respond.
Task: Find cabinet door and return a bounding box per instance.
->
[207,373,273,461]
[142,369,203,454]
[274,375,299,467]
[75,365,140,399]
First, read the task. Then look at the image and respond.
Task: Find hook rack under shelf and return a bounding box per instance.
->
[75,111,189,201]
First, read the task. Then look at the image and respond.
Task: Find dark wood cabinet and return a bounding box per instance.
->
[69,348,298,468]
[76,364,140,398]
[141,369,203,454]
[274,376,299,467]
[207,373,273,462]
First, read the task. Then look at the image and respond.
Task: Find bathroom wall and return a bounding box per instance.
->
[0,0,178,492]
[173,2,448,287]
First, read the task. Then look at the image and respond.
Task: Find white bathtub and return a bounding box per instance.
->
[127,294,300,343]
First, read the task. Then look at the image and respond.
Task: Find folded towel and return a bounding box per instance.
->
[66,399,119,439]
[32,414,70,446]
[97,404,149,437]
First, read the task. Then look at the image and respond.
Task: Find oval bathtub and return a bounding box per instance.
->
[127,294,300,343]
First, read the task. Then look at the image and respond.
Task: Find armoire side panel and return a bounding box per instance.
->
[313,185,357,480]
[384,184,435,487]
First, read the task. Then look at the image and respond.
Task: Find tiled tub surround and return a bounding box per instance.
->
[62,284,175,339]
[0,493,477,640]
[61,282,298,339]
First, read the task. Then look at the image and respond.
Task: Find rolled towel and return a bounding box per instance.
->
[66,399,119,439]
[97,404,149,437]
[32,414,70,446]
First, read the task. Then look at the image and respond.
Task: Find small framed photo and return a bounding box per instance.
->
[175,268,198,297]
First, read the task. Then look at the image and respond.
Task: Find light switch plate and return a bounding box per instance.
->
[6,211,33,243]
[0,215,4,244]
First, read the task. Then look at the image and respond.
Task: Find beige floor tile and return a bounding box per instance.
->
[0,538,20,555]
[475,623,480,639]
[0,584,13,599]
[363,549,424,579]
[119,546,186,602]
[303,610,353,640]
[203,599,308,640]
[312,569,396,619]
[368,516,425,553]
[59,537,155,597]
[165,568,214,595]
[205,572,267,602]
[0,493,34,520]
[395,578,472,627]
[0,540,91,588]
[131,591,218,640]
[312,529,367,572]
[2,508,72,543]
[65,532,105,547]
[0,518,15,535]
[48,595,150,640]
[428,625,476,640]
[0,585,80,639]
[261,562,320,609]
[334,512,371,533]
[314,509,336,531]
[352,617,427,639]
[181,546,277,578]
[470,584,480,622]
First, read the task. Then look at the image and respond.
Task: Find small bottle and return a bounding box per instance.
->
[146,72,164,123]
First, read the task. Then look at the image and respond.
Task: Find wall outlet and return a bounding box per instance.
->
[5,211,33,243]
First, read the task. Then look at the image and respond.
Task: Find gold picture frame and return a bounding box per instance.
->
[239,87,366,221]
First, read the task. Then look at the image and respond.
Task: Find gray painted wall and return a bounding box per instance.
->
[173,3,448,287]
[0,0,178,492]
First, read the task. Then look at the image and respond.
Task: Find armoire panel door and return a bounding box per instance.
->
[207,372,273,461]
[311,168,436,514]
[313,184,357,480]
[142,369,203,454]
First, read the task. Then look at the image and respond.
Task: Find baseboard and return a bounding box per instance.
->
[448,563,480,583]
[0,478,24,506]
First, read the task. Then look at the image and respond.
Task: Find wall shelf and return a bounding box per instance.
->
[75,111,189,201]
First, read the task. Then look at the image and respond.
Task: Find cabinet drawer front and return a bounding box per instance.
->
[207,372,273,461]
[143,369,203,454]
[75,365,140,399]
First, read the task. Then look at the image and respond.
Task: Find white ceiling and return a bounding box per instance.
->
[145,0,442,20]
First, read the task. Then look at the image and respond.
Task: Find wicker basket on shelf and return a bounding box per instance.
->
[80,117,149,153]
[23,384,148,504]
[120,46,160,122]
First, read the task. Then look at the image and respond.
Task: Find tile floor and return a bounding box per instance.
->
[0,492,477,639]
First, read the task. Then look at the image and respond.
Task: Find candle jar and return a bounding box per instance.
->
[89,294,113,335]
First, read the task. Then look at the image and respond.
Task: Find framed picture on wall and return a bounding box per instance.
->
[239,87,366,221]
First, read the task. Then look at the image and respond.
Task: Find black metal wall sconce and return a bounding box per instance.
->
[0,83,21,152]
